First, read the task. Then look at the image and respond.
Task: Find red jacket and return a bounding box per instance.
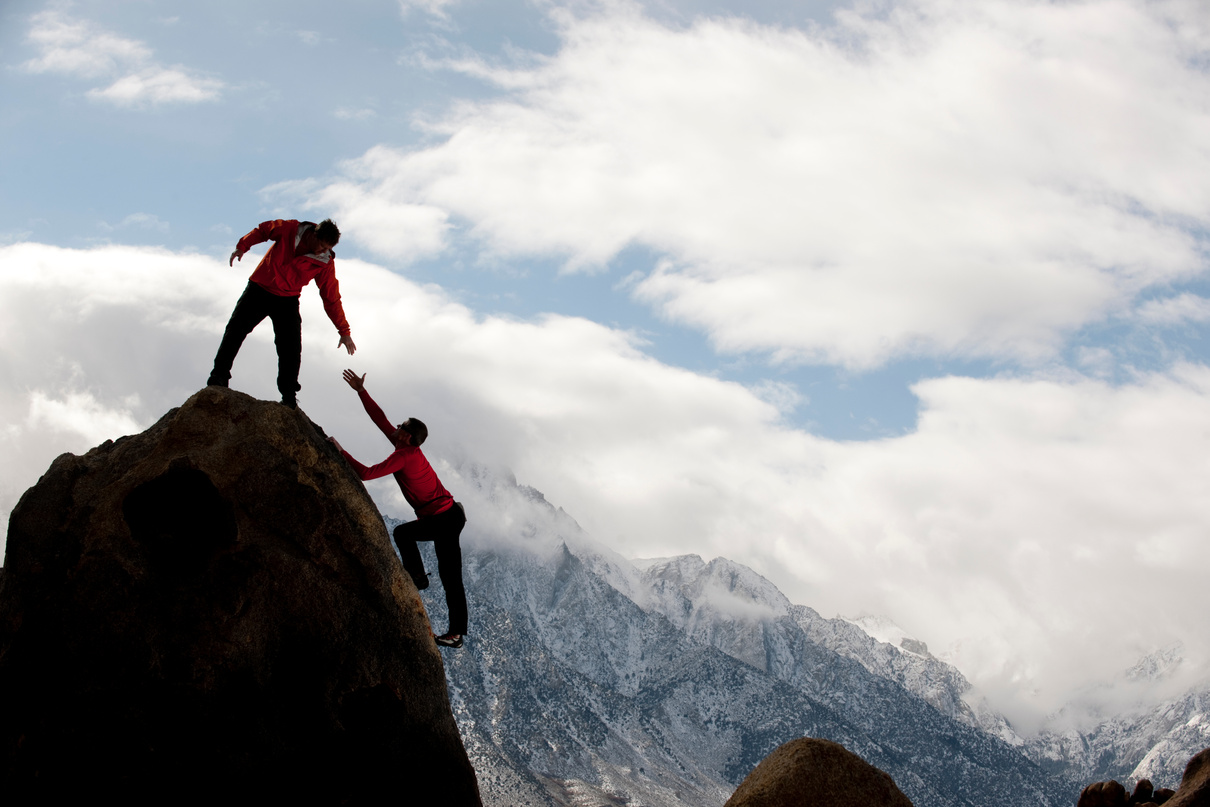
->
[237,219,350,336]
[340,388,455,518]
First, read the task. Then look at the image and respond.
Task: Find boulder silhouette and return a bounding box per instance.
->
[0,386,480,804]
[724,737,914,807]
[1167,748,1210,807]
[1131,779,1156,804]
[1079,780,1128,807]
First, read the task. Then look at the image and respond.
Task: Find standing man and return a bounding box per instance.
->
[331,369,468,649]
[207,218,355,408]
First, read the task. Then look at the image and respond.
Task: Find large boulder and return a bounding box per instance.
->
[724,737,914,807]
[0,386,480,803]
[1167,748,1210,807]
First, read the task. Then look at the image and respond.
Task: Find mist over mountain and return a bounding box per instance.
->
[397,460,1210,805]
[401,463,1082,806]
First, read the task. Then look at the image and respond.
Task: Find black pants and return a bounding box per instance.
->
[208,282,302,402]
[394,503,468,635]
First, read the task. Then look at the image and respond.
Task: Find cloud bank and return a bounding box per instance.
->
[4,241,1210,725]
[22,10,223,106]
[275,0,1210,369]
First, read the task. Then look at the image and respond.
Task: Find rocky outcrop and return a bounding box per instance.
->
[1078,747,1210,807]
[0,387,480,803]
[723,737,914,807]
[1078,780,1128,806]
[1167,748,1210,807]
[1130,779,1156,805]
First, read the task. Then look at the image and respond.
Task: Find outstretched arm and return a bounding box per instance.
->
[315,263,353,352]
[329,437,408,481]
[230,220,283,266]
[341,369,396,441]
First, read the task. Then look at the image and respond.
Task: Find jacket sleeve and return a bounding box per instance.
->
[236,220,288,254]
[358,388,398,442]
[341,447,409,481]
[315,260,351,336]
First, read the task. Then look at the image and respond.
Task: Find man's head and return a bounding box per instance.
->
[394,417,428,447]
[300,219,341,257]
[316,218,340,246]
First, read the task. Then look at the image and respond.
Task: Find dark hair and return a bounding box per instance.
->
[316,218,341,246]
[401,418,428,447]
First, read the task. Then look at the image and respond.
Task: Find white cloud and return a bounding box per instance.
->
[5,241,1210,725]
[1137,293,1210,325]
[24,390,142,445]
[281,0,1210,368]
[88,68,223,106]
[747,379,805,413]
[264,171,451,259]
[23,10,151,77]
[334,107,378,121]
[794,368,1210,722]
[99,213,171,233]
[397,0,463,19]
[22,9,223,106]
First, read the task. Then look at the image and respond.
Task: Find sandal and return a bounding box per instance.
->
[434,633,464,648]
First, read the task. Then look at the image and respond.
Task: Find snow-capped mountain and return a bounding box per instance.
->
[395,463,1076,806]
[1020,645,1210,788]
[819,609,1210,791]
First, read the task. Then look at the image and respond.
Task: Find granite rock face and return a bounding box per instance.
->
[0,386,480,803]
[1077,748,1210,807]
[723,737,914,807]
[1168,748,1210,807]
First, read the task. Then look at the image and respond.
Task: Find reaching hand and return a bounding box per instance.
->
[338,334,357,355]
[342,369,366,391]
[328,436,345,453]
[229,249,245,267]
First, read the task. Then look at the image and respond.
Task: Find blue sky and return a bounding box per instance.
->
[1,0,1004,438]
[3,0,1210,727]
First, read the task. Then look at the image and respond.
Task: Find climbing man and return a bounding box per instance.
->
[207,218,355,408]
[330,369,468,649]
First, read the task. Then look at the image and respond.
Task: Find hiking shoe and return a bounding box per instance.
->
[434,633,463,649]
[411,572,430,590]
[281,397,298,409]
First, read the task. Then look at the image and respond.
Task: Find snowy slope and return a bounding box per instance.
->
[1022,645,1210,789]
[395,463,1074,806]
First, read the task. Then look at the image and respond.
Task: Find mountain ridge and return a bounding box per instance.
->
[397,461,1077,806]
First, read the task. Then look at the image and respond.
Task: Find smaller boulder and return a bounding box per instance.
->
[1154,788,1176,804]
[1079,780,1127,807]
[1131,779,1155,805]
[724,737,913,807]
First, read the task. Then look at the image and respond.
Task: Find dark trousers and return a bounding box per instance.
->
[208,282,302,401]
[394,503,468,635]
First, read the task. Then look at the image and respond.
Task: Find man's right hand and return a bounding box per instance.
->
[342,369,366,391]
[229,249,245,266]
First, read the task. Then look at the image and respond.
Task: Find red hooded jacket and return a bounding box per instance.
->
[340,388,455,519]
[237,219,350,336]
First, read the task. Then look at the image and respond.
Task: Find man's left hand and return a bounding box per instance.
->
[328,436,345,453]
[338,334,357,355]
